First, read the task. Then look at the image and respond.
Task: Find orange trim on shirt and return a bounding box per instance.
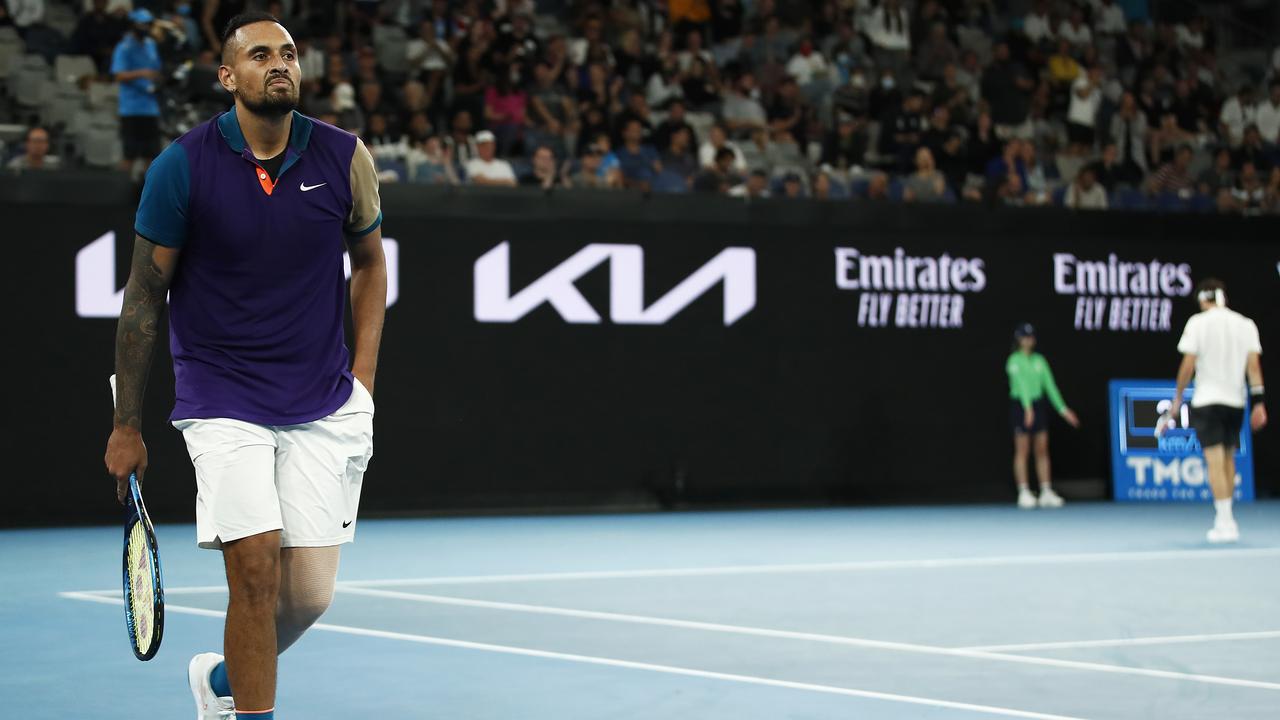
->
[254,165,277,195]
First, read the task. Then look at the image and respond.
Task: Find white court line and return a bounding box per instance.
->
[335,585,1280,692]
[55,592,1085,720]
[964,630,1280,653]
[65,546,1280,597]
[336,546,1280,588]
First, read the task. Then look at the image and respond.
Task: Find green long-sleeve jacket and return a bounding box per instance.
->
[1006,351,1067,413]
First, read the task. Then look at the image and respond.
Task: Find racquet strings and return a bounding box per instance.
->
[126,520,155,654]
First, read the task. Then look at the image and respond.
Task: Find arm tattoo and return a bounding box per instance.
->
[113,237,176,429]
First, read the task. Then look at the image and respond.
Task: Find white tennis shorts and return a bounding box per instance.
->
[173,379,375,550]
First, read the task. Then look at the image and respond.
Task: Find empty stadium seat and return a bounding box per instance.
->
[54,55,97,86]
[83,125,122,167]
[13,58,52,107]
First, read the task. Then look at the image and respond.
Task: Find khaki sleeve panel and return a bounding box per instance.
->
[346,138,382,236]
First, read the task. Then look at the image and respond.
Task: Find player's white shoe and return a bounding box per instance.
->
[1017,488,1037,509]
[1206,520,1240,544]
[188,652,235,720]
[1038,488,1065,508]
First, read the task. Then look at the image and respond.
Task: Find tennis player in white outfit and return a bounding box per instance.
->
[1170,279,1267,543]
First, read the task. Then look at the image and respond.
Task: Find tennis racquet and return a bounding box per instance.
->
[123,472,164,660]
[111,374,165,660]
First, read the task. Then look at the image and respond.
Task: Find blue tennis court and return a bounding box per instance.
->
[5,502,1279,719]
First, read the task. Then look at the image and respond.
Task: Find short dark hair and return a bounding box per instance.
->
[1197,277,1226,296]
[221,11,282,61]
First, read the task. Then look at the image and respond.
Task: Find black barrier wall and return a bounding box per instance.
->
[4,179,1278,525]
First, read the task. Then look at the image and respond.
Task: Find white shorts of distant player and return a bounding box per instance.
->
[174,378,375,550]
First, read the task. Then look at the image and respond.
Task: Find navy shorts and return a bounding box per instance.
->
[1189,404,1244,449]
[1011,398,1051,434]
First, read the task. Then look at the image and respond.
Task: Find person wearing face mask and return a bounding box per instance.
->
[111,9,164,177]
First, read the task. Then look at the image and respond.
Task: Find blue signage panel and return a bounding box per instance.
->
[1109,379,1254,502]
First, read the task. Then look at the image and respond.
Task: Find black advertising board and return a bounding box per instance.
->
[5,185,1277,525]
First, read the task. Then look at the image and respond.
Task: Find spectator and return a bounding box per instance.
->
[1146,144,1195,195]
[73,0,127,74]
[1089,141,1140,192]
[406,19,454,103]
[864,171,891,201]
[1174,17,1207,52]
[822,111,868,171]
[1148,112,1194,167]
[693,146,742,194]
[740,127,773,174]
[915,22,958,83]
[6,126,60,171]
[407,135,460,185]
[768,77,809,147]
[614,117,662,189]
[680,57,720,111]
[521,145,559,189]
[1066,65,1104,154]
[1224,161,1266,214]
[811,171,837,200]
[483,63,528,155]
[780,172,806,199]
[465,130,518,186]
[1256,81,1280,146]
[967,110,1001,176]
[1023,0,1055,48]
[566,139,621,189]
[982,42,1034,131]
[676,28,713,72]
[1233,125,1273,174]
[527,61,575,157]
[729,168,770,199]
[112,9,163,176]
[880,90,927,170]
[1047,40,1081,89]
[660,126,699,184]
[786,36,834,104]
[866,0,911,82]
[699,122,746,172]
[1019,141,1052,205]
[1064,165,1108,209]
[1094,0,1127,37]
[934,133,968,194]
[644,57,684,110]
[1219,85,1258,147]
[727,71,762,135]
[1110,92,1149,179]
[1197,147,1236,198]
[653,98,696,153]
[931,63,973,126]
[1057,8,1092,51]
[903,146,947,202]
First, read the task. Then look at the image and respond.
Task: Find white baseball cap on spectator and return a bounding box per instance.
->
[475,130,496,144]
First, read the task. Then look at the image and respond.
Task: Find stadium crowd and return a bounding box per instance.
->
[2,0,1280,214]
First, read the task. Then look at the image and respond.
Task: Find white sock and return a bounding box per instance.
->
[1214,499,1234,523]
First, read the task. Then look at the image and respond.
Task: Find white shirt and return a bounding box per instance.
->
[866,7,910,51]
[1178,306,1262,408]
[1023,13,1054,44]
[1058,20,1092,47]
[1219,97,1258,146]
[1067,75,1102,126]
[1255,99,1280,144]
[699,140,747,172]
[1175,24,1203,50]
[6,0,45,27]
[465,157,516,183]
[1094,3,1126,34]
[785,52,830,86]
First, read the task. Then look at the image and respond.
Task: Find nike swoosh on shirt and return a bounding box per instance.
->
[342,520,353,528]
[300,182,327,192]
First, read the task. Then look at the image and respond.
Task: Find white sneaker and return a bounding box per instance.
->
[1038,488,1065,508]
[188,652,235,720]
[1017,488,1037,509]
[1206,521,1240,544]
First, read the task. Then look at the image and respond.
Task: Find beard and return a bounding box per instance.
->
[239,81,298,118]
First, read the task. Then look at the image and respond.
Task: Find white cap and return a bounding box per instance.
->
[474,130,496,144]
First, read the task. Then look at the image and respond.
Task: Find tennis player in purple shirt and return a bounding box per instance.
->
[104,12,386,720]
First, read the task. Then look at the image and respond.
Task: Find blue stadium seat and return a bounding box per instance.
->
[1113,188,1147,211]
[1052,186,1068,206]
